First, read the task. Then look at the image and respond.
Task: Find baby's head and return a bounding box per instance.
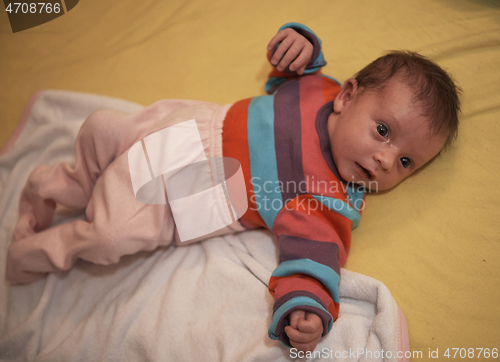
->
[327,51,462,191]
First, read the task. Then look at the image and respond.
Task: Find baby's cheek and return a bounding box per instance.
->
[382,174,406,191]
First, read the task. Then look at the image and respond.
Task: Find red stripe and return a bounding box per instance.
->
[270,275,331,303]
[297,76,347,200]
[273,195,352,266]
[223,99,266,228]
[299,76,331,196]
[322,77,347,200]
[269,274,339,318]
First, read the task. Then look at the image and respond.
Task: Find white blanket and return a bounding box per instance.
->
[0,90,409,362]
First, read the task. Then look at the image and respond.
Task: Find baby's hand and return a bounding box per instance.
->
[285,310,323,352]
[267,28,314,75]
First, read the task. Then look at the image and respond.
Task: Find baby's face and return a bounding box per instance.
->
[327,77,447,191]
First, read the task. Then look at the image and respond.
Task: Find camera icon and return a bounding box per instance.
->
[128,119,248,242]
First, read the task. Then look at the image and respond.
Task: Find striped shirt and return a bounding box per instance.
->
[222,23,365,346]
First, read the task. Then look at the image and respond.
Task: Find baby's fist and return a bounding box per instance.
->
[267,28,313,75]
[285,310,323,352]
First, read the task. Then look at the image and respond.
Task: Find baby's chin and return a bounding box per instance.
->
[338,169,402,192]
[339,171,381,192]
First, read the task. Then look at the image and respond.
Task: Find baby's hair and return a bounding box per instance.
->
[354,50,462,149]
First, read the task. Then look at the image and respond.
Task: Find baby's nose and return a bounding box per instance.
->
[375,150,398,173]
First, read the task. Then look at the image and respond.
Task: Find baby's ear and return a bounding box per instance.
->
[334,78,358,113]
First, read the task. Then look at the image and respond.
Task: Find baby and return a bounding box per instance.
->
[6,23,461,352]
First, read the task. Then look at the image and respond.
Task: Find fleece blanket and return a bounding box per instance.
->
[0,90,409,361]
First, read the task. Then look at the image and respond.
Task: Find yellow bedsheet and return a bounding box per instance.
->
[1,0,499,359]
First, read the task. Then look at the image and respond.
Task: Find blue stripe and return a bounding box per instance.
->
[278,22,321,47]
[268,296,333,340]
[265,77,287,94]
[312,195,361,229]
[271,259,340,303]
[247,95,282,229]
[347,187,365,212]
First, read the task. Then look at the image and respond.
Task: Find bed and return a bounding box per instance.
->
[1,0,499,361]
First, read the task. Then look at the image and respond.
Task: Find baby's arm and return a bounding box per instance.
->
[264,23,327,94]
[267,28,314,75]
[286,310,324,352]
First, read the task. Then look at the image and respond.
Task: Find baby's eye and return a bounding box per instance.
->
[377,124,388,138]
[400,157,411,169]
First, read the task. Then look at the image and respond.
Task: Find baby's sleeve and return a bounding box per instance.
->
[265,22,328,94]
[267,193,363,347]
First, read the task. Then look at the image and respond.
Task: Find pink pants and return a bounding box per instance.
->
[6,99,245,284]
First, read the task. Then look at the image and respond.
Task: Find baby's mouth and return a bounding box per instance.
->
[355,162,373,180]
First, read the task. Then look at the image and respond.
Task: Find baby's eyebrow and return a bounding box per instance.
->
[386,114,403,133]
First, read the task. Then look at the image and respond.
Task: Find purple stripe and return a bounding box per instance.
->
[273,290,329,314]
[273,79,306,203]
[278,234,341,276]
[316,101,343,181]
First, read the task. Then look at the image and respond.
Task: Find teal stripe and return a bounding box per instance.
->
[278,22,318,39]
[271,259,340,303]
[247,96,282,229]
[312,195,362,229]
[347,187,365,211]
[268,296,333,340]
[264,77,287,94]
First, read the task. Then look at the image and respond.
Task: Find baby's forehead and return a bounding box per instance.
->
[361,79,439,136]
[358,76,425,113]
[372,76,422,101]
